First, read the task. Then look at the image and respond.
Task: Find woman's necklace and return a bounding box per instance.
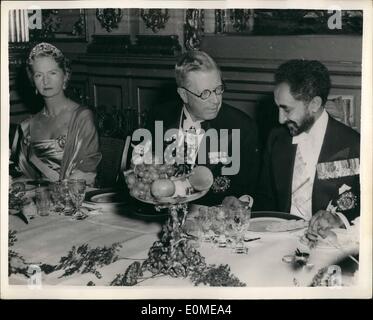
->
[41,104,69,118]
[41,106,55,118]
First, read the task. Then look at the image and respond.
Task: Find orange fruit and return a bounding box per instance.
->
[188,166,214,191]
[150,179,176,198]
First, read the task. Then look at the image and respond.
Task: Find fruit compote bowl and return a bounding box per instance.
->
[123,163,213,207]
[124,161,213,252]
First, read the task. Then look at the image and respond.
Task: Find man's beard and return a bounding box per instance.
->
[286,115,315,136]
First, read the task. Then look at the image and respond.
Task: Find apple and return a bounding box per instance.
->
[188,166,214,191]
[150,179,176,198]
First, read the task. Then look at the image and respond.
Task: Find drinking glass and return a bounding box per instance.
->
[60,179,75,216]
[230,207,251,253]
[50,181,64,213]
[35,186,51,216]
[212,205,227,235]
[67,179,87,214]
[198,207,213,242]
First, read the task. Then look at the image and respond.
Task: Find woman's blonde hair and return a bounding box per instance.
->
[26,42,71,88]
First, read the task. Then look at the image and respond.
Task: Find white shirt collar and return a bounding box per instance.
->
[290,109,329,220]
[182,106,204,131]
[292,109,329,145]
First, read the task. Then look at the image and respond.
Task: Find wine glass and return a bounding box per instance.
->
[197,206,214,242]
[59,179,75,216]
[50,181,64,213]
[230,207,251,253]
[67,179,86,216]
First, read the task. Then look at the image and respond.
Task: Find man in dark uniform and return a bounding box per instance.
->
[146,50,260,206]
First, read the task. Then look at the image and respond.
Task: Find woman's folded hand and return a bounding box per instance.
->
[69,169,96,187]
[222,196,244,210]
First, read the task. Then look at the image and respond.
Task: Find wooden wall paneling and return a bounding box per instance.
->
[88,76,125,113]
[219,60,361,132]
[202,35,362,63]
[127,77,137,110]
[223,92,271,118]
[69,47,361,136]
[9,66,43,124]
[67,77,89,106]
[329,73,362,90]
[70,61,89,106]
[221,66,275,120]
[9,70,25,116]
[222,87,277,149]
[130,77,178,127]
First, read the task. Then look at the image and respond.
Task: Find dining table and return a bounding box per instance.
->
[8,185,359,289]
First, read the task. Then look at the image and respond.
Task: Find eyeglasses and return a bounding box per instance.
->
[181,84,225,100]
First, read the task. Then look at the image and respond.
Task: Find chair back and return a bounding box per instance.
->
[120,135,132,172]
[96,137,125,188]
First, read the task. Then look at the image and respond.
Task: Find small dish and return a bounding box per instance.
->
[248,215,307,233]
[132,189,209,206]
[84,189,128,212]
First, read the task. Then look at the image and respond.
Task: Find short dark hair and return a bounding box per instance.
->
[274,60,331,105]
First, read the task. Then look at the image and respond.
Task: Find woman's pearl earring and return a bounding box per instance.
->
[35,89,38,95]
[63,83,66,90]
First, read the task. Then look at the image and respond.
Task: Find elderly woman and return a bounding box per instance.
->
[11,42,101,185]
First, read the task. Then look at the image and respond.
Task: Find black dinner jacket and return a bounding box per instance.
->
[254,114,360,221]
[147,101,260,206]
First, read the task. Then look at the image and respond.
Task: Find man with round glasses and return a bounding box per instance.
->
[180,83,224,100]
[149,50,260,205]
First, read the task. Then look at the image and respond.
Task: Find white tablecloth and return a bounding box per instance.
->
[8,204,357,287]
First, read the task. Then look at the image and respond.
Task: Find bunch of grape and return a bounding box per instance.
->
[121,232,247,286]
[190,264,246,287]
[119,205,248,285]
[125,163,176,201]
[140,236,207,278]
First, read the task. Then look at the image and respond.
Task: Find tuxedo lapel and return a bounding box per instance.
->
[197,120,217,168]
[272,132,296,212]
[202,120,212,165]
[197,104,223,167]
[201,120,211,132]
[164,106,183,131]
[317,117,343,164]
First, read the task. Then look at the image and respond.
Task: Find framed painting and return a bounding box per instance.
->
[215,9,363,35]
[325,95,356,130]
[29,9,88,42]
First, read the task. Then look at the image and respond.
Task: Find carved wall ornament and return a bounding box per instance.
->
[215,9,227,34]
[96,8,123,32]
[214,9,362,35]
[140,9,170,33]
[29,9,61,40]
[27,9,87,41]
[229,9,255,33]
[185,9,204,50]
[72,10,86,36]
